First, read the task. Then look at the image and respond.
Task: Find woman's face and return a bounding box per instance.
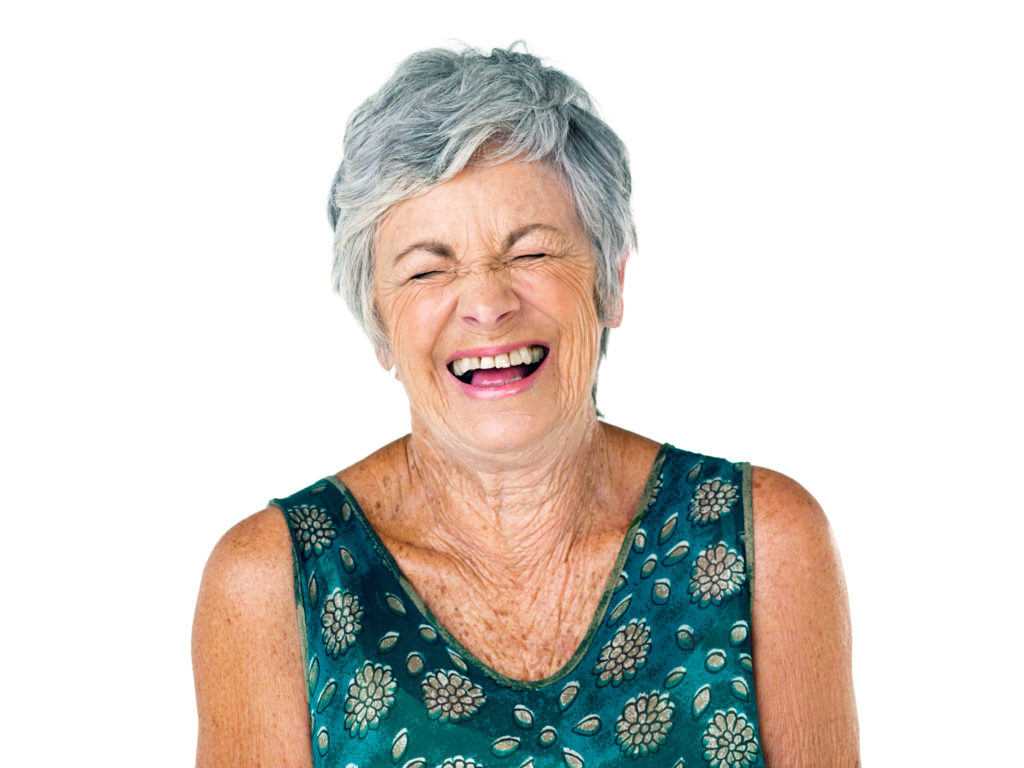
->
[373,160,620,460]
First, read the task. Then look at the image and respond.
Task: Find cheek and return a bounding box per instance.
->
[381,286,455,367]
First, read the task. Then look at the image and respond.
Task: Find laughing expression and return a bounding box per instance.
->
[373,160,620,458]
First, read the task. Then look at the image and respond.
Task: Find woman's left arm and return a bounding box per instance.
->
[750,467,860,767]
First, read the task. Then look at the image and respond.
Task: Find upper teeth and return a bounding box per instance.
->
[450,345,545,377]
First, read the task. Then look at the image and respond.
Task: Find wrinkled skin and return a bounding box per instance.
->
[373,160,620,472]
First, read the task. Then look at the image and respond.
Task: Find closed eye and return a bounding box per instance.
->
[409,270,443,281]
[513,253,547,262]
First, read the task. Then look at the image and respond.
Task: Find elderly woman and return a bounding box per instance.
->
[193,47,858,767]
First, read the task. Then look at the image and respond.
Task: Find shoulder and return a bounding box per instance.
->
[749,466,835,570]
[195,507,295,608]
[192,508,311,766]
[747,467,860,766]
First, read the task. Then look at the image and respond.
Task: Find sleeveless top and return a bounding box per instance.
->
[273,444,763,768]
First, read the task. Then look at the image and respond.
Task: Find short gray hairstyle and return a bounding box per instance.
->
[327,44,636,353]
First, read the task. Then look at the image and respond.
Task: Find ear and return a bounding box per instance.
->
[604,255,627,328]
[375,346,394,372]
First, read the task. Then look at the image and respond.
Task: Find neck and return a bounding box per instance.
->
[402,418,616,570]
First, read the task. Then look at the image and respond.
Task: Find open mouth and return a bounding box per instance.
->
[447,344,548,388]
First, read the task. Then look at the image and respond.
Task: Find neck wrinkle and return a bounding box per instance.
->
[402,420,615,572]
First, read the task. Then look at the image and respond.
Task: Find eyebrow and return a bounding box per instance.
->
[391,223,562,265]
[392,240,456,265]
[504,223,560,251]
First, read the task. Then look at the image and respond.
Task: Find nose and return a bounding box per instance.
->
[457,265,520,331]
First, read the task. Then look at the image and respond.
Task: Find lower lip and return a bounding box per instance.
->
[451,353,549,400]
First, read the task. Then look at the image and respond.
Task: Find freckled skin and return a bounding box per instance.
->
[192,159,859,767]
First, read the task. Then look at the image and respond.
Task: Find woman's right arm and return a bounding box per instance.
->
[192,508,313,768]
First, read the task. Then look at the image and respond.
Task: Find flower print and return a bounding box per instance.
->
[321,589,363,657]
[615,690,674,757]
[702,709,759,768]
[436,759,482,768]
[594,618,652,687]
[688,478,738,524]
[422,669,486,723]
[688,542,746,607]
[343,661,396,738]
[287,504,337,557]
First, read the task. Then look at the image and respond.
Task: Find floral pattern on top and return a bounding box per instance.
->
[344,661,396,738]
[279,447,761,768]
[422,670,486,723]
[702,709,759,768]
[288,504,337,557]
[688,478,738,524]
[689,542,746,607]
[321,589,363,657]
[615,690,675,757]
[594,618,652,687]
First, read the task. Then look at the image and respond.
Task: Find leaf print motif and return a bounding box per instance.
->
[692,685,711,719]
[343,661,396,738]
[491,736,521,757]
[651,578,671,604]
[688,478,739,524]
[663,666,687,689]
[705,650,727,673]
[339,546,356,573]
[538,726,558,747]
[633,528,647,553]
[513,704,535,729]
[615,690,674,757]
[316,726,329,755]
[562,747,585,768]
[406,652,425,676]
[606,594,632,626]
[378,631,400,653]
[659,513,678,544]
[730,677,751,701]
[663,541,690,567]
[321,589,363,657]
[392,728,408,762]
[558,681,580,711]
[676,625,696,650]
[385,593,407,617]
[572,714,602,736]
[288,505,337,557]
[688,543,746,607]
[641,555,658,578]
[316,680,337,713]
[701,709,759,768]
[421,670,485,723]
[729,621,749,647]
[308,656,319,695]
[593,619,651,687]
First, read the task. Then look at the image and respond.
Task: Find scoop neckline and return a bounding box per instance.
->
[323,442,671,690]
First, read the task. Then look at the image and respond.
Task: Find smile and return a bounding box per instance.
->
[447,344,548,387]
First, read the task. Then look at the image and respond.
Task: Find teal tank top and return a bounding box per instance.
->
[274,444,763,768]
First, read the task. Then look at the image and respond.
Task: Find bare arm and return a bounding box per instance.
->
[751,467,860,767]
[192,508,313,768]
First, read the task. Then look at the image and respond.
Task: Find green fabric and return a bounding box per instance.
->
[274,445,762,768]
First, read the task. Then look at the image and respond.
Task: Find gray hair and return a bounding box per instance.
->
[327,44,636,354]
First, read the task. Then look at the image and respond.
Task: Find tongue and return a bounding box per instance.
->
[469,363,532,387]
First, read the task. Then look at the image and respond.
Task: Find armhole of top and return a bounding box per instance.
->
[268,499,312,698]
[741,462,755,601]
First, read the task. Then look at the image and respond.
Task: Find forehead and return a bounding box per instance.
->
[376,161,584,256]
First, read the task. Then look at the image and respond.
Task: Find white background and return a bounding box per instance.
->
[3,1,1021,764]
